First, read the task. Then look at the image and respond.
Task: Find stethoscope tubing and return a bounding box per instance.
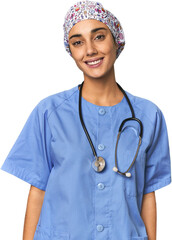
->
[78,81,143,177]
[79,81,97,158]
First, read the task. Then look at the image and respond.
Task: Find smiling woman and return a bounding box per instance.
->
[68,19,118,80]
[0,1,171,240]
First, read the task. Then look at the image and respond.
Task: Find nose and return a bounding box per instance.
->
[85,41,98,56]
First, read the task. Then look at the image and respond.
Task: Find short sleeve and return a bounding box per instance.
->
[143,108,172,194]
[0,101,53,191]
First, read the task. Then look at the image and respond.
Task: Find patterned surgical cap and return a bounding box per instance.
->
[63,0,125,59]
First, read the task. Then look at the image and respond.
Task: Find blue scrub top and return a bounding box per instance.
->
[1,83,171,240]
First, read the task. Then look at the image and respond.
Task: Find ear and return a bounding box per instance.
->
[115,41,118,51]
[111,33,118,50]
[69,45,73,57]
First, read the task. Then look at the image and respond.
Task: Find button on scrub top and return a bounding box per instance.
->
[1,84,171,240]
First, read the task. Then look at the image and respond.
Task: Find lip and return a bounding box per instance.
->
[85,57,104,68]
[85,57,104,63]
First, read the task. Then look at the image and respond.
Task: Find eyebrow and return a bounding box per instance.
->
[69,27,107,40]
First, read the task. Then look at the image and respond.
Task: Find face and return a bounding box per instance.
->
[68,19,118,79]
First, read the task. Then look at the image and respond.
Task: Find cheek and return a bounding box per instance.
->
[73,57,85,71]
[106,43,116,57]
[100,41,116,60]
[72,50,84,62]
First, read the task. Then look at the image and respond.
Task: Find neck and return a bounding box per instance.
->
[78,72,124,107]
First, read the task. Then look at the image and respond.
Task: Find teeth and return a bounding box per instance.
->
[87,59,102,65]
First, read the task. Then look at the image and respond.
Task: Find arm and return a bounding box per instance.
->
[22,185,45,240]
[141,191,157,240]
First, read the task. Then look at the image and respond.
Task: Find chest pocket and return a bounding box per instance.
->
[34,225,70,240]
[116,124,144,197]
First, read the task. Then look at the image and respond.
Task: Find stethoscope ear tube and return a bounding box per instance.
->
[119,117,143,138]
[113,117,143,177]
[114,130,142,177]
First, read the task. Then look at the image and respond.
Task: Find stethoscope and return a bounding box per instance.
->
[78,80,143,178]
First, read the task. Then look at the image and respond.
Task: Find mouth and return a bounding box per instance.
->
[85,57,104,68]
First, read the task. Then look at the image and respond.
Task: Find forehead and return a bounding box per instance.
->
[68,19,109,37]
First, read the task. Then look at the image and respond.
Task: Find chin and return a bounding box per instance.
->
[84,71,107,80]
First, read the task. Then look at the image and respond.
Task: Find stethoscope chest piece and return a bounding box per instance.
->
[92,156,106,172]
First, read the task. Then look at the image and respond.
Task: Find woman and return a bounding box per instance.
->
[1,1,171,239]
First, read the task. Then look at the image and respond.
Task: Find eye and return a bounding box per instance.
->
[72,41,82,46]
[72,34,105,46]
[95,34,105,40]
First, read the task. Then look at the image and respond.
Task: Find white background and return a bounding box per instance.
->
[0,0,172,239]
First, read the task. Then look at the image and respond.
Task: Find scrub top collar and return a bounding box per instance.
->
[75,84,128,117]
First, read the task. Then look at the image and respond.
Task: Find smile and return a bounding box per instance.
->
[85,58,104,68]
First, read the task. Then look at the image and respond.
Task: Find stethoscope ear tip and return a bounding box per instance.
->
[125,172,131,177]
[112,166,118,172]
[113,166,132,178]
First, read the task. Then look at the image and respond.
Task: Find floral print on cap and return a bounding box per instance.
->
[63,0,125,59]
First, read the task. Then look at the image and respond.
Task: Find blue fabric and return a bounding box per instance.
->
[1,84,171,240]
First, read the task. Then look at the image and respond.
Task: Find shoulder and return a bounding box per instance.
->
[125,90,163,125]
[33,85,78,118]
